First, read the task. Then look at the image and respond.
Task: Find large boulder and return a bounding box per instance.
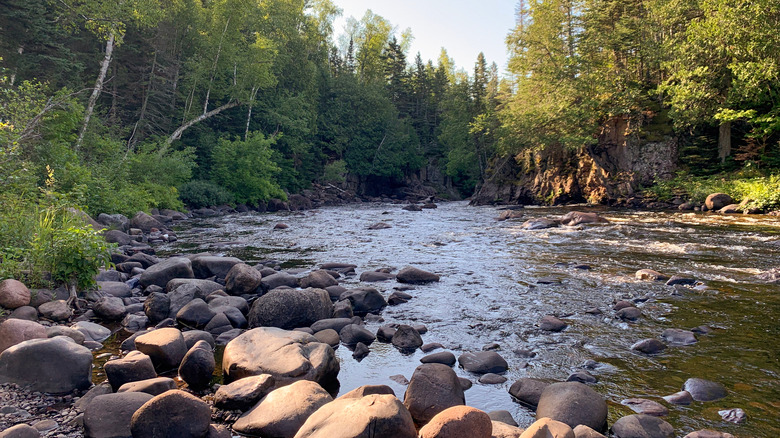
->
[38,299,73,321]
[104,350,157,391]
[0,319,47,352]
[260,272,300,292]
[130,390,211,438]
[104,229,133,245]
[248,288,333,329]
[176,298,216,329]
[84,392,153,438]
[293,393,416,438]
[166,278,223,295]
[458,351,508,374]
[392,325,423,352]
[191,256,242,280]
[338,288,387,315]
[134,328,187,371]
[493,421,526,438]
[397,267,440,284]
[403,363,465,425]
[139,257,194,289]
[299,270,338,289]
[509,378,551,408]
[225,263,264,295]
[520,418,575,438]
[0,424,40,438]
[418,405,492,438]
[339,324,376,347]
[72,321,111,342]
[222,327,339,386]
[97,213,129,230]
[93,296,127,321]
[178,340,215,391]
[143,292,170,324]
[130,212,164,233]
[233,380,333,438]
[611,414,674,438]
[214,374,276,411]
[536,382,608,432]
[97,281,132,298]
[683,378,727,402]
[0,279,31,309]
[0,337,92,393]
[705,193,734,211]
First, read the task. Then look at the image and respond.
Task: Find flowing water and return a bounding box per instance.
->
[158,201,780,437]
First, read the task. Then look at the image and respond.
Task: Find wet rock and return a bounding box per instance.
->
[340,324,376,347]
[388,290,412,305]
[214,374,275,411]
[300,270,338,289]
[539,315,568,332]
[520,418,575,438]
[617,306,642,321]
[143,292,170,324]
[705,193,734,211]
[683,378,727,402]
[248,288,333,330]
[377,325,397,342]
[233,380,332,438]
[509,378,550,408]
[225,263,264,295]
[390,374,409,385]
[122,314,149,332]
[634,269,669,281]
[458,351,508,374]
[117,377,177,396]
[459,377,473,391]
[222,327,339,386]
[0,337,92,393]
[310,318,356,333]
[682,430,735,438]
[274,222,289,230]
[421,351,457,367]
[536,382,608,432]
[620,398,669,417]
[139,257,194,289]
[567,371,598,384]
[72,321,111,342]
[191,256,241,280]
[662,390,693,405]
[84,392,154,438]
[392,324,423,352]
[352,342,370,360]
[661,328,697,345]
[665,275,696,286]
[397,266,440,284]
[313,329,340,347]
[613,300,633,311]
[176,298,216,329]
[0,319,47,353]
[488,410,518,426]
[573,425,607,438]
[339,287,387,315]
[134,328,187,371]
[130,390,211,438]
[0,424,40,438]
[295,393,417,438]
[422,342,444,352]
[497,209,524,221]
[403,363,465,424]
[359,271,396,282]
[104,350,157,391]
[130,212,164,232]
[479,373,508,384]
[178,340,214,391]
[403,204,423,211]
[718,408,746,423]
[368,222,393,230]
[93,296,127,321]
[418,405,492,438]
[0,279,31,309]
[559,211,609,226]
[522,218,559,230]
[631,339,666,355]
[260,272,300,292]
[611,414,673,438]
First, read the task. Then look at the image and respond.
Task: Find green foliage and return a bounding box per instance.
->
[178,180,235,208]
[321,160,347,184]
[211,132,285,204]
[648,170,780,212]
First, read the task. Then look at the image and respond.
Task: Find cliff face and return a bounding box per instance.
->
[471,117,678,205]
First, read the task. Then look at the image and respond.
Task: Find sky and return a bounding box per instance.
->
[330,0,518,73]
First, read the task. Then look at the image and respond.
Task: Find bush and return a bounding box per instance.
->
[178,180,234,209]
[211,132,286,204]
[648,170,780,212]
[321,160,347,184]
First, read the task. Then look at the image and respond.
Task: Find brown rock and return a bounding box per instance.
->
[0,279,31,310]
[492,421,525,438]
[293,393,416,438]
[520,418,575,438]
[418,406,493,438]
[403,363,465,425]
[0,319,47,353]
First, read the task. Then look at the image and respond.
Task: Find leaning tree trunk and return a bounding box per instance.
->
[164,100,240,148]
[76,33,115,151]
[718,121,731,164]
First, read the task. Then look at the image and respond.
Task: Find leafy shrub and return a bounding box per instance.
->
[211,132,286,204]
[321,160,347,184]
[648,170,780,212]
[178,180,234,209]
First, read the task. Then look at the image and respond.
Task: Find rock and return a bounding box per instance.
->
[84,392,154,438]
[682,430,735,438]
[397,266,440,284]
[368,222,392,230]
[403,363,465,424]
[224,263,264,295]
[300,270,338,289]
[358,271,396,282]
[661,328,697,345]
[536,382,607,432]
[176,299,216,329]
[122,314,148,333]
[98,212,129,230]
[208,295,249,314]
[611,414,673,438]
[127,253,159,269]
[497,209,524,221]
[0,319,47,352]
[705,193,734,211]
[492,421,525,438]
[191,256,242,280]
[662,390,693,405]
[216,328,244,345]
[352,342,370,359]
[683,378,727,401]
[143,292,170,324]
[204,312,233,335]
[310,318,356,333]
[222,327,339,386]
[617,306,641,321]
[392,324,423,352]
[167,278,223,295]
[539,315,567,332]
[488,410,518,426]
[0,337,92,393]
[479,373,508,384]
[339,384,395,399]
[559,211,609,226]
[117,377,177,396]
[458,351,508,374]
[665,275,696,286]
[388,290,412,305]
[294,393,416,438]
[339,288,387,315]
[509,378,550,408]
[313,329,340,347]
[418,405,492,438]
[0,424,40,438]
[620,399,668,416]
[260,272,300,292]
[376,325,397,342]
[718,408,746,423]
[104,350,158,391]
[96,269,127,282]
[248,288,333,329]
[72,321,111,342]
[130,212,164,232]
[214,374,276,411]
[9,305,38,321]
[178,340,215,391]
[94,281,132,299]
[630,339,666,355]
[134,328,187,371]
[139,257,194,289]
[572,425,606,438]
[519,418,575,438]
[634,269,670,281]
[46,326,85,344]
[0,279,31,309]
[567,371,597,384]
[522,218,559,230]
[459,378,473,391]
[130,390,211,438]
[93,296,127,321]
[339,324,376,347]
[233,380,333,438]
[182,330,216,350]
[403,204,423,211]
[421,351,457,366]
[104,229,134,245]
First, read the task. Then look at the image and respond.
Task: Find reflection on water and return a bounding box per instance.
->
[158,202,780,437]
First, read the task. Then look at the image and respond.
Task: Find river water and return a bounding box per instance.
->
[158,201,780,437]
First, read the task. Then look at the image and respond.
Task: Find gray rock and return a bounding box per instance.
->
[352,342,370,359]
[176,299,216,329]
[104,229,133,245]
[182,330,216,350]
[403,363,465,424]
[299,270,338,289]
[143,292,170,324]
[718,408,746,423]
[488,410,518,426]
[191,256,242,279]
[97,281,132,298]
[84,392,153,438]
[134,328,187,370]
[479,373,508,384]
[310,318,356,333]
[295,393,417,438]
[129,212,164,232]
[539,315,568,332]
[458,351,508,374]
[621,398,669,416]
[208,295,248,314]
[522,218,559,230]
[508,378,550,408]
[631,339,667,354]
[662,390,693,405]
[93,296,127,321]
[248,288,333,330]
[117,377,177,396]
[376,325,397,343]
[661,328,697,345]
[611,414,674,438]
[421,351,456,366]
[9,306,38,321]
[396,266,440,284]
[104,350,157,391]
[259,271,300,292]
[683,378,727,401]
[359,271,396,282]
[339,287,387,315]
[339,324,376,347]
[0,337,92,393]
[0,424,40,438]
[392,324,423,352]
[178,340,215,391]
[665,275,696,286]
[214,374,276,411]
[46,326,85,344]
[130,390,211,438]
[567,371,598,384]
[536,382,608,432]
[166,278,222,295]
[313,329,340,347]
[139,257,194,289]
[617,306,642,321]
[72,321,111,342]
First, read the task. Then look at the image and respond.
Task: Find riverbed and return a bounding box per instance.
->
[158,201,780,437]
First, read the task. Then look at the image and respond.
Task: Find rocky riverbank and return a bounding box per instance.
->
[1,205,774,438]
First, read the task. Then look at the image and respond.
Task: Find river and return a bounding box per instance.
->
[158,201,780,437]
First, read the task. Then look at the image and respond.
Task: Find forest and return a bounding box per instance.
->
[1,0,779,282]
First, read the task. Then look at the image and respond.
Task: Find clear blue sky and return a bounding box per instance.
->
[330,0,518,73]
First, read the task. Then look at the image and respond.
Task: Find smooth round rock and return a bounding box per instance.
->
[509,378,550,408]
[248,288,333,330]
[536,382,608,432]
[134,328,187,371]
[0,336,92,393]
[37,300,73,322]
[520,418,575,438]
[403,363,465,424]
[621,398,669,417]
[392,325,423,352]
[178,340,215,391]
[117,376,177,396]
[0,279,31,309]
[418,405,492,438]
[458,351,508,374]
[104,350,157,391]
[661,329,697,345]
[611,414,673,438]
[421,351,457,366]
[396,266,440,284]
[294,393,417,438]
[0,319,47,353]
[683,378,727,402]
[214,374,276,411]
[84,392,154,438]
[631,339,666,355]
[0,424,40,438]
[130,390,211,438]
[539,315,567,332]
